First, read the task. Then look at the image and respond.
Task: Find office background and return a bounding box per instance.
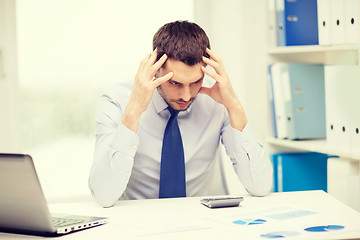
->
[0,0,359,211]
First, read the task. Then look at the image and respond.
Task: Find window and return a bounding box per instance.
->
[16,0,194,200]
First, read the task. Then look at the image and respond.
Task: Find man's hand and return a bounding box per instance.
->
[200,48,247,131]
[122,50,173,133]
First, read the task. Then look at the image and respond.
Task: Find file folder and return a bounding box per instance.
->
[330,0,345,44]
[268,0,278,47]
[284,0,319,46]
[350,119,360,156]
[344,0,360,44]
[324,66,359,153]
[267,65,278,138]
[283,64,326,140]
[271,152,328,192]
[324,66,339,150]
[276,0,286,46]
[317,0,331,45]
[270,63,288,139]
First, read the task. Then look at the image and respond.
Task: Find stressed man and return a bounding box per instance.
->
[89,21,273,207]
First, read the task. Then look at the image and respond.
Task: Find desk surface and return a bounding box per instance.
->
[1,191,360,240]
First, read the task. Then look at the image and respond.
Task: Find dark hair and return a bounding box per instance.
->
[153,20,210,66]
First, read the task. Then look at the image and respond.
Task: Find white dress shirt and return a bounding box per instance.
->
[89,82,273,207]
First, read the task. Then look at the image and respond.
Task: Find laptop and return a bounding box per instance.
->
[0,153,108,236]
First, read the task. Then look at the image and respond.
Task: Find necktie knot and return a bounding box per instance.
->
[167,106,179,117]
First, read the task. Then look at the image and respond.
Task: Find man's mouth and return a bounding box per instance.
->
[175,101,190,107]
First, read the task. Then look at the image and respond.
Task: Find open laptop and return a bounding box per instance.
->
[0,153,108,236]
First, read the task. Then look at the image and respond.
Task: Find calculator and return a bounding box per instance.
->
[200,196,244,208]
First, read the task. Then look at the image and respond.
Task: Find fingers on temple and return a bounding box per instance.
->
[153,72,173,87]
[151,53,167,73]
[201,66,221,82]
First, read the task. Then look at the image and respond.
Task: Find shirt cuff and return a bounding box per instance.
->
[110,123,140,157]
[231,123,262,154]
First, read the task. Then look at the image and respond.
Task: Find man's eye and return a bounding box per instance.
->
[170,81,179,85]
[190,80,202,85]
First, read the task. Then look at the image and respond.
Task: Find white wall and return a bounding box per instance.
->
[195,0,268,142]
[16,0,194,88]
[195,0,268,194]
[0,0,20,153]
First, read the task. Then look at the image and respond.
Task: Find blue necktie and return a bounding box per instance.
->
[159,107,186,198]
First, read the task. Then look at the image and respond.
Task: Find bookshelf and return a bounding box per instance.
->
[268,137,360,161]
[267,44,360,65]
[266,43,360,162]
[266,5,360,161]
[267,44,360,161]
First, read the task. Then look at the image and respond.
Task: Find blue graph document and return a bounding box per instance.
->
[206,205,359,239]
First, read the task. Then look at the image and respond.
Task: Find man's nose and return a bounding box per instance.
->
[181,86,191,102]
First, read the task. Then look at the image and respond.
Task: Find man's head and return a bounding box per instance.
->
[153,20,210,65]
[153,21,211,111]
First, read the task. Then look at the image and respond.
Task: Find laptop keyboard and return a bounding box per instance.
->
[52,217,85,227]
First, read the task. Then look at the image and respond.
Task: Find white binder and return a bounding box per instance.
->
[344,0,360,44]
[268,0,277,47]
[271,63,288,139]
[317,0,331,45]
[330,0,345,44]
[349,67,360,156]
[325,66,358,154]
[350,115,360,156]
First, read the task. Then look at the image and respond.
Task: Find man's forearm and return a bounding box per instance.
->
[121,103,142,133]
[226,99,248,132]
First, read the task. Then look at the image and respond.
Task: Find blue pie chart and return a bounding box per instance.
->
[233,218,267,225]
[304,225,344,232]
[261,231,300,238]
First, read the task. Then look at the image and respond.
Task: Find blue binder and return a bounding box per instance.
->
[271,152,328,192]
[284,64,326,140]
[276,0,319,46]
[284,0,319,46]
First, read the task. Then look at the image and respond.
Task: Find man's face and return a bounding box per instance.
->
[157,59,204,111]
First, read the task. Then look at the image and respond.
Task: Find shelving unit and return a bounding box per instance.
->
[268,137,360,161]
[267,44,360,65]
[264,0,360,212]
[266,0,360,211]
[266,42,360,161]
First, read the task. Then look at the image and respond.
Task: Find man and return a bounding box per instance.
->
[89,21,273,207]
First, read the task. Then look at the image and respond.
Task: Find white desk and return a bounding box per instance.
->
[1,191,360,239]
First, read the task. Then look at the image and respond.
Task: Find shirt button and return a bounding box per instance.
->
[132,144,137,150]
[244,142,248,148]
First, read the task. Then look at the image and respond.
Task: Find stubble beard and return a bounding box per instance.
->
[157,85,196,112]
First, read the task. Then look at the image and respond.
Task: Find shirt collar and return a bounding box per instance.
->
[152,88,193,116]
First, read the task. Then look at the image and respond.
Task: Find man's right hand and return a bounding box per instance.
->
[121,49,173,133]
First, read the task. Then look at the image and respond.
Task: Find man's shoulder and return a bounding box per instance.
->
[103,81,132,98]
[101,81,133,106]
[193,93,227,117]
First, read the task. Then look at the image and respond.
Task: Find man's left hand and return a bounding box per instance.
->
[200,48,247,131]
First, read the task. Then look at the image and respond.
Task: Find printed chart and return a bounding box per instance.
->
[233,219,267,225]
